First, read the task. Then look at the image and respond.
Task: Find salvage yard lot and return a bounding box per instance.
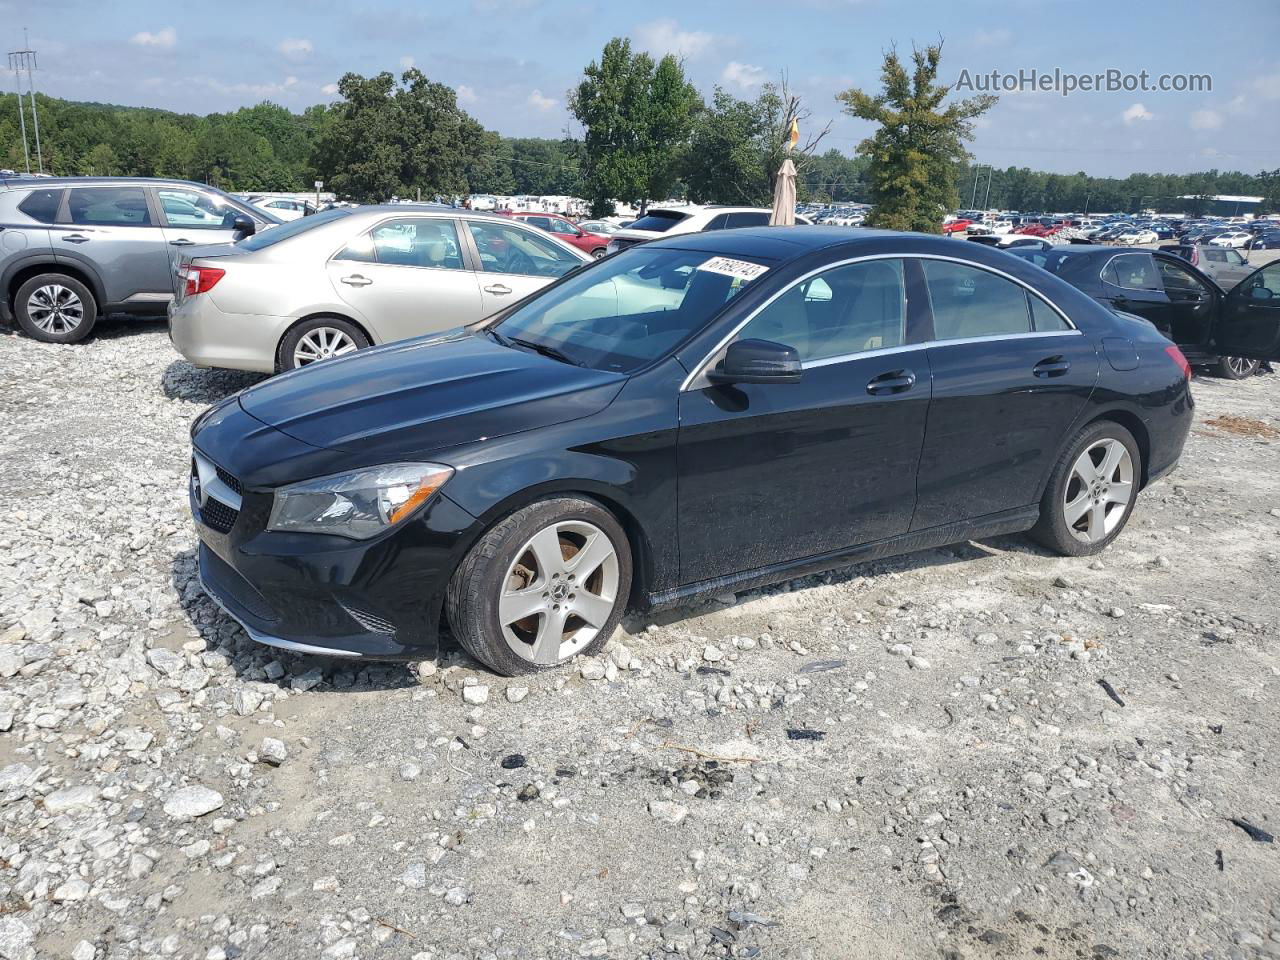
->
[0,323,1277,960]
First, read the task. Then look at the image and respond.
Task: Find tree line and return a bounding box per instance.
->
[2,45,1275,223]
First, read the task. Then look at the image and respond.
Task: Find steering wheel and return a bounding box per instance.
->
[506,247,538,275]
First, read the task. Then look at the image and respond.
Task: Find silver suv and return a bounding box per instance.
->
[0,177,278,343]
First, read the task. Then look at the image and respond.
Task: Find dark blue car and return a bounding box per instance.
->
[189,227,1227,675]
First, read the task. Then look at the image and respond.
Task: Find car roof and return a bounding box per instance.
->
[645,225,992,262]
[0,175,225,192]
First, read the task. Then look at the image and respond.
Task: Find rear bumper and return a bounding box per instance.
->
[168,295,290,374]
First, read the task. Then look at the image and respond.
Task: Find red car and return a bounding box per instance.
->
[509,213,610,258]
[942,218,973,234]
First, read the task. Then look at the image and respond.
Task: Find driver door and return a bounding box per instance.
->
[463,220,583,315]
[1215,261,1280,361]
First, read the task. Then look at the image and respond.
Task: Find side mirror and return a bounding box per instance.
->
[1250,285,1274,301]
[706,338,802,385]
[232,214,256,239]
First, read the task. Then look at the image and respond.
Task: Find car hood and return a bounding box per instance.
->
[237,329,626,461]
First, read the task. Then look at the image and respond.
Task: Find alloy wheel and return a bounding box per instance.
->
[293,327,359,366]
[498,519,620,666]
[1063,438,1134,544]
[28,284,84,335]
[1225,356,1258,378]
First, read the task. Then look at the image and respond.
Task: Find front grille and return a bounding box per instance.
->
[200,498,239,534]
[200,545,278,622]
[215,466,242,496]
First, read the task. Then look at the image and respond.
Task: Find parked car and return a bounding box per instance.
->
[169,205,591,373]
[249,197,316,221]
[1008,245,1280,379]
[1158,243,1255,288]
[1210,231,1254,249]
[507,212,610,258]
[942,218,973,234]
[578,220,620,235]
[1115,229,1158,245]
[1253,230,1280,250]
[0,176,278,343]
[967,235,1053,251]
[187,226,1210,671]
[605,205,812,254]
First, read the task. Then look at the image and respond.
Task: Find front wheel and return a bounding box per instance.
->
[1214,356,1260,380]
[1031,421,1141,557]
[446,498,632,676]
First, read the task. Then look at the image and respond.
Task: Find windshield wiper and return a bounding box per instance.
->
[508,337,585,367]
[485,328,514,347]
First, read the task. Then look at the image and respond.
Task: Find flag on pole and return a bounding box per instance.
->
[787,117,800,152]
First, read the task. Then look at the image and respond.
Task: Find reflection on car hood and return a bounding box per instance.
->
[237,330,626,460]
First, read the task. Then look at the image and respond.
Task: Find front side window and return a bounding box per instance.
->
[491,247,765,373]
[467,220,580,278]
[923,261,1031,339]
[336,218,464,270]
[737,259,906,362]
[1236,263,1280,301]
[17,188,63,224]
[1156,258,1211,299]
[548,218,579,236]
[157,188,239,229]
[68,187,151,226]
[1102,254,1161,291]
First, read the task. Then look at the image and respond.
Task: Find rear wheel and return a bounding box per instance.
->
[278,317,369,371]
[1032,421,1140,557]
[14,273,98,344]
[1214,356,1260,380]
[446,498,632,676]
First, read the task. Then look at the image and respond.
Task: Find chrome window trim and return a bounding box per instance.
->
[680,252,1079,391]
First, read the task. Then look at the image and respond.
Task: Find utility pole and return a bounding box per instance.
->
[8,31,42,173]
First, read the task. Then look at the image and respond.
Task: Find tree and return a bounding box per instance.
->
[82,143,119,176]
[683,87,774,205]
[836,43,995,232]
[569,38,699,215]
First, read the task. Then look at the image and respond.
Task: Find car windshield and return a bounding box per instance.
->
[489,246,767,373]
[236,207,352,250]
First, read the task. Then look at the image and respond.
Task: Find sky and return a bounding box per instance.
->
[3,0,1278,179]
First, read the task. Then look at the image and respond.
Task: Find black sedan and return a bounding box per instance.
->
[190,228,1205,674]
[1006,245,1280,379]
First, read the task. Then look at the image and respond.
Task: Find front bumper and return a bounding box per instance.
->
[190,450,478,661]
[169,294,290,374]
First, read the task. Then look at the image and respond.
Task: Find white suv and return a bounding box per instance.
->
[605,205,812,254]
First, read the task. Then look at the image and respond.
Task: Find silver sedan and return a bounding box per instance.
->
[168,206,591,373]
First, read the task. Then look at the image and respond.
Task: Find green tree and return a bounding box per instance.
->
[683,87,775,204]
[82,142,119,175]
[569,38,700,215]
[836,43,996,232]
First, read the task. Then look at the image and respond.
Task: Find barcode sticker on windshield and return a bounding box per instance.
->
[696,257,770,281]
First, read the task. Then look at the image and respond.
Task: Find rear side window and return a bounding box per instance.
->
[68,187,151,226]
[726,212,769,228]
[627,211,688,233]
[1102,254,1160,291]
[17,188,63,224]
[923,261,1032,340]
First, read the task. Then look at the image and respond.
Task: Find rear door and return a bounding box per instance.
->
[1213,261,1280,361]
[57,186,171,306]
[1097,252,1171,330]
[327,216,482,343]
[462,219,585,315]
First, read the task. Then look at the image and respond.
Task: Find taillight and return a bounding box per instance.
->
[1165,344,1191,380]
[181,266,225,297]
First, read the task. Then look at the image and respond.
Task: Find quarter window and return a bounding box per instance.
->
[923,261,1031,339]
[67,187,152,226]
[736,259,906,362]
[1028,294,1071,332]
[466,220,581,278]
[17,188,63,223]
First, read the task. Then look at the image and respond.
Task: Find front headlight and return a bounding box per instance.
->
[267,463,454,539]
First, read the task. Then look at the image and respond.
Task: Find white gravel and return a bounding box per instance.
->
[0,319,1278,959]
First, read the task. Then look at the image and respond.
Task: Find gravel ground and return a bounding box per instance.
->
[0,317,1278,960]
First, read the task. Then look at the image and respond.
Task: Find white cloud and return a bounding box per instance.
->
[634,18,718,61]
[399,55,415,70]
[970,28,1012,47]
[721,61,767,91]
[1248,72,1280,100]
[285,76,298,88]
[456,84,479,105]
[321,82,340,96]
[527,89,557,112]
[1121,102,1152,125]
[277,37,313,60]
[1189,109,1222,131]
[130,27,176,49]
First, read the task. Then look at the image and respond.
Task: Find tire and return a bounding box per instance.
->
[591,248,607,259]
[446,497,633,676]
[1214,356,1260,380]
[1031,421,1141,557]
[14,273,98,344]
[278,317,370,371]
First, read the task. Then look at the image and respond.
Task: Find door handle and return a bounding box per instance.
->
[1033,357,1072,378]
[60,234,90,244]
[866,369,916,395]
[484,283,513,295]
[169,238,194,246]
[340,274,373,287]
